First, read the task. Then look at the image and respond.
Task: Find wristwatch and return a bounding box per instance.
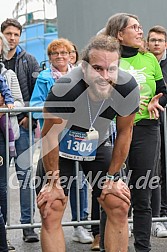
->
[106,172,120,182]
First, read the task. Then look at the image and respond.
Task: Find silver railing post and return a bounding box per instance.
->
[75,161,81,222]
[6,112,11,227]
[164,107,167,200]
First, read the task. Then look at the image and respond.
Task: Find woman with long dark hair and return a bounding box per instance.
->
[100,13,167,252]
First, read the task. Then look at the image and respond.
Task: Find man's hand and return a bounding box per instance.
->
[99,179,131,206]
[148,93,164,119]
[37,181,66,218]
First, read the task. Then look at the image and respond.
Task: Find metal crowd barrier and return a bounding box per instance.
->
[0,106,167,231]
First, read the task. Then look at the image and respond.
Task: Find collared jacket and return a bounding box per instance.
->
[9,45,40,125]
[14,45,40,104]
[160,50,167,84]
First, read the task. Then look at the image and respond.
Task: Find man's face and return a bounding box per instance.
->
[82,49,119,100]
[2,25,20,50]
[147,32,167,58]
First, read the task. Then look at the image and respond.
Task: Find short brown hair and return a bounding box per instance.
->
[81,34,120,63]
[47,38,73,56]
[147,25,167,42]
[1,18,22,35]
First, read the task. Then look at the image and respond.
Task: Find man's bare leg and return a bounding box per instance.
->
[99,194,129,252]
[40,198,67,252]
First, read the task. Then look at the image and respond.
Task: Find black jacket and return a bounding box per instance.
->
[4,45,40,127]
[160,51,167,84]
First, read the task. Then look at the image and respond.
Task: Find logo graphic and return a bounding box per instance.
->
[17,64,140,169]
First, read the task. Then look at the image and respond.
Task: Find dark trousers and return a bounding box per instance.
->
[0,131,8,223]
[0,207,8,252]
[129,125,160,252]
[59,142,112,238]
[159,111,167,216]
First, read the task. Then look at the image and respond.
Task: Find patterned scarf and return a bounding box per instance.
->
[50,63,73,80]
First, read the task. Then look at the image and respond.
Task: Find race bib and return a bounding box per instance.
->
[59,128,99,161]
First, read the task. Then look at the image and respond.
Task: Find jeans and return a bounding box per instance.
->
[100,124,160,252]
[69,169,89,221]
[15,126,35,224]
[0,126,35,225]
[0,207,8,252]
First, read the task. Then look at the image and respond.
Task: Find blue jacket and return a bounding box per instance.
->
[0,74,14,104]
[30,68,55,128]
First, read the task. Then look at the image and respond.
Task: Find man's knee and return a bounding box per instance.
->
[102,195,129,220]
[39,199,66,232]
[40,199,66,221]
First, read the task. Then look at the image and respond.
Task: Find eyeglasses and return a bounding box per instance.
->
[50,51,69,57]
[124,24,143,32]
[70,50,76,54]
[149,38,166,43]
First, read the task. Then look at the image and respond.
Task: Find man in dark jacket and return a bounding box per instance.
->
[147,25,167,237]
[1,18,40,247]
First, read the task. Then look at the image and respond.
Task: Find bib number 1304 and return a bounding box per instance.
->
[67,140,93,153]
[59,129,98,161]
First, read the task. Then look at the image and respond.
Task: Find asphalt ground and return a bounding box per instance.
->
[6,147,167,252]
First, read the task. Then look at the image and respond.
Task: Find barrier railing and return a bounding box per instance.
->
[0,106,167,231]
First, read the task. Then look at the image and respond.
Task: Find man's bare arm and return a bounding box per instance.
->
[108,113,135,175]
[99,114,135,204]
[41,107,67,174]
[37,108,67,217]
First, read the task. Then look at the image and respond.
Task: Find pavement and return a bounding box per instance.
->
[6,146,167,252]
